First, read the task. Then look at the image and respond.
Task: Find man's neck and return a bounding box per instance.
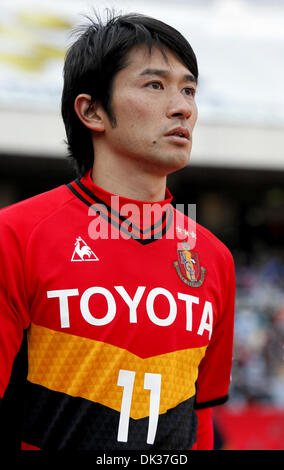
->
[91,158,167,202]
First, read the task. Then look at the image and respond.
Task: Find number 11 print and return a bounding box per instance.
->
[117,369,162,444]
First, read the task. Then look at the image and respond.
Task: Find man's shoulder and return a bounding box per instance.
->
[0,183,74,237]
[196,221,232,257]
[172,205,234,264]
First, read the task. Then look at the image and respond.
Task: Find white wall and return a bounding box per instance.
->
[0,0,283,169]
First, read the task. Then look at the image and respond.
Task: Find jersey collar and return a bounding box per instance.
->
[67,170,173,244]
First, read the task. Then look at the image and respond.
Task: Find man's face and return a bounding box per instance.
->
[100,45,198,176]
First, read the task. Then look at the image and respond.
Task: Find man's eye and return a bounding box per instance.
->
[183,87,196,97]
[146,81,163,90]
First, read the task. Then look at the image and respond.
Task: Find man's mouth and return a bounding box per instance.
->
[164,127,190,140]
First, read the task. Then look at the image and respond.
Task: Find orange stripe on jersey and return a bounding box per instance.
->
[27,323,207,419]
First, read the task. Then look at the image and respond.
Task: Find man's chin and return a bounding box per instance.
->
[137,148,191,176]
[163,152,191,173]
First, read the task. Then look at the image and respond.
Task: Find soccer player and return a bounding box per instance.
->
[0,12,235,451]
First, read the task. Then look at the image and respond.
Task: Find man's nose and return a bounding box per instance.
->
[166,94,193,120]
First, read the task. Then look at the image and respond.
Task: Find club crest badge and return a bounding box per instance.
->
[173,242,206,287]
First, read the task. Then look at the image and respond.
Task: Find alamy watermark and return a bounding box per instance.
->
[87,196,197,248]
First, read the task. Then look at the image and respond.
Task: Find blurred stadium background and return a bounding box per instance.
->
[0,0,283,450]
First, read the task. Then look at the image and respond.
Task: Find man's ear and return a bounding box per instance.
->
[74,94,105,133]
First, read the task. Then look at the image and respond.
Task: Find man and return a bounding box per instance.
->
[0,12,235,450]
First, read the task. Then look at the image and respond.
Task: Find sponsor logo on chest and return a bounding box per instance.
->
[47,285,213,340]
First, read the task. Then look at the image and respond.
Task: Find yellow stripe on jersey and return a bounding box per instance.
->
[27,323,207,419]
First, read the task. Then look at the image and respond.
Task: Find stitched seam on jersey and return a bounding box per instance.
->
[23,192,78,308]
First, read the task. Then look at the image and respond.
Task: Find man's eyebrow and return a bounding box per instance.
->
[140,68,197,84]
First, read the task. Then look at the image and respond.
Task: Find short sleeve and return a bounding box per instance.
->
[0,218,31,399]
[195,250,235,409]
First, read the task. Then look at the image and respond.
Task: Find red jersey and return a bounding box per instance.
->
[0,170,235,450]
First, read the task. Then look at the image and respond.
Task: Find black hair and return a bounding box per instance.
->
[61,10,198,176]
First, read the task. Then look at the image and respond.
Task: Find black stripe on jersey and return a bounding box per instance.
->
[194,394,229,410]
[89,202,173,245]
[75,178,169,236]
[22,381,197,451]
[72,178,170,238]
[66,182,173,245]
